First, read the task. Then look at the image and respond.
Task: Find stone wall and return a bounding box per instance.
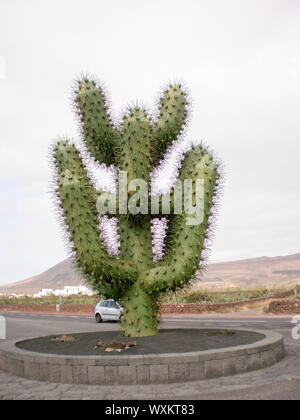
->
[269,300,300,314]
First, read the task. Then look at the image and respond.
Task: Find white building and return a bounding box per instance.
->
[33,286,95,298]
[33,289,54,298]
[53,286,93,297]
[0,293,25,298]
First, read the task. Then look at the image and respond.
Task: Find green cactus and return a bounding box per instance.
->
[52,77,221,337]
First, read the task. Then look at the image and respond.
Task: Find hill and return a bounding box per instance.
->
[0,259,84,295]
[195,253,300,290]
[1,253,300,295]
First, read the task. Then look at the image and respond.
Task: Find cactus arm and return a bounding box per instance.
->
[117,108,153,183]
[116,108,154,268]
[74,79,119,165]
[153,84,189,164]
[143,145,220,294]
[53,141,136,294]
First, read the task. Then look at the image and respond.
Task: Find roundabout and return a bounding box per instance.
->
[0,328,284,385]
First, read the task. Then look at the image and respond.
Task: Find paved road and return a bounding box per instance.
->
[0,312,299,400]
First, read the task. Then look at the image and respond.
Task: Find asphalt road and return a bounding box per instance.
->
[0,312,299,400]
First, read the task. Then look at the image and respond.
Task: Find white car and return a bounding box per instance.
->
[94,299,124,323]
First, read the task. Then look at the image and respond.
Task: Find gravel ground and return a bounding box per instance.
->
[16,329,264,356]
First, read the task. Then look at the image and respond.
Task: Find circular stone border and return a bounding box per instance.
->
[0,329,285,385]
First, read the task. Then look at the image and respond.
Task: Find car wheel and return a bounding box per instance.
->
[95,313,103,324]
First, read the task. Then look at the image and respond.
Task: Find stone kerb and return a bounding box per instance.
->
[0,329,284,385]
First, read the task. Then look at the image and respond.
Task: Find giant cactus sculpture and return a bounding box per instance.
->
[52,77,221,337]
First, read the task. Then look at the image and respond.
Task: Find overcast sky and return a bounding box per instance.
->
[0,0,300,286]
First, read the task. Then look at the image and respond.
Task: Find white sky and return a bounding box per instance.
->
[0,0,300,286]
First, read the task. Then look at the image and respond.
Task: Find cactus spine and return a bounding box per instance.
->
[52,77,221,337]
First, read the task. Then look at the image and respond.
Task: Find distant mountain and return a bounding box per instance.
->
[0,259,84,295]
[195,253,300,290]
[1,253,300,295]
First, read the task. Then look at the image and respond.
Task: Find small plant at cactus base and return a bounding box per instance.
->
[51,76,222,337]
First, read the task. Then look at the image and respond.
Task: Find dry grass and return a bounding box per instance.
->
[50,335,76,343]
[160,287,280,305]
[0,294,100,305]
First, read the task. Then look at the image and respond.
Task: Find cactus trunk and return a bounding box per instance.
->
[122,287,158,337]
